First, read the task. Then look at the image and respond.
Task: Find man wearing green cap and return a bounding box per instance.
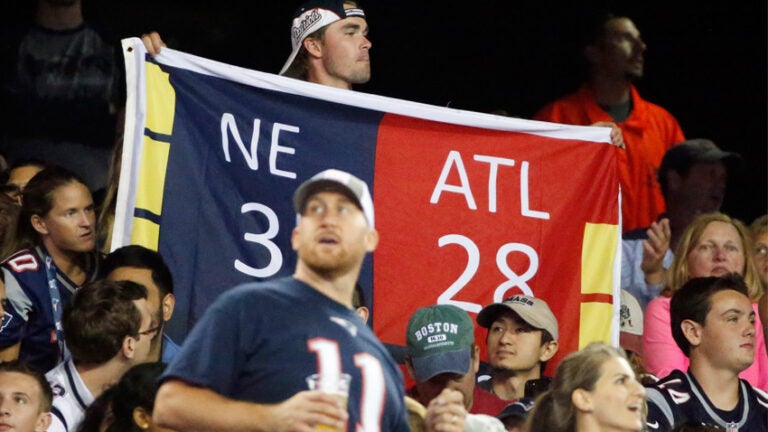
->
[405,304,507,430]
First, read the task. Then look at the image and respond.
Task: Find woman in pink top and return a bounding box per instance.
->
[642,213,768,390]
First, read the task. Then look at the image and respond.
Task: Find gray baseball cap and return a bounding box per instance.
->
[293,169,374,227]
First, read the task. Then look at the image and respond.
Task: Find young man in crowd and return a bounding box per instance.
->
[100,245,181,363]
[46,280,156,432]
[645,274,768,431]
[142,0,371,91]
[0,361,52,432]
[475,295,559,401]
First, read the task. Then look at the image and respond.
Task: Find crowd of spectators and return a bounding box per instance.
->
[0,0,765,431]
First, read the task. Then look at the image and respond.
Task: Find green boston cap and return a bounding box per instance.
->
[406,305,475,382]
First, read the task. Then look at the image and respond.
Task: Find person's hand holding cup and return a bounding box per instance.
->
[306,373,351,431]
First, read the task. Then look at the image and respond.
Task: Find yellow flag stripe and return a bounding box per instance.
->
[579,222,619,348]
[130,61,176,250]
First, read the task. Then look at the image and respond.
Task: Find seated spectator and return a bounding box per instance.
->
[0,360,52,432]
[0,166,99,372]
[619,289,655,384]
[46,280,157,432]
[0,192,20,260]
[622,139,739,309]
[749,214,768,347]
[475,295,559,401]
[645,274,768,431]
[751,214,768,288]
[104,362,169,432]
[0,159,47,205]
[642,212,768,390]
[496,398,534,432]
[405,304,507,418]
[100,245,180,363]
[527,342,646,432]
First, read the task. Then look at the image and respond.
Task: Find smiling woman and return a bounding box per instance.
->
[527,342,646,432]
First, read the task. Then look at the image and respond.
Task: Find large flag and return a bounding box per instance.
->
[118,38,621,372]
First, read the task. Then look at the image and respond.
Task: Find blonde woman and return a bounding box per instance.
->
[527,342,646,432]
[642,212,767,390]
[749,214,768,348]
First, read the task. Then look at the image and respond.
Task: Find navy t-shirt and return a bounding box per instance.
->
[163,277,409,431]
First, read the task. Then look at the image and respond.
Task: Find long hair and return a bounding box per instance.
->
[7,166,89,254]
[96,136,122,253]
[667,212,762,301]
[527,342,627,432]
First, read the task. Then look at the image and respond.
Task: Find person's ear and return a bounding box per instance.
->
[31,214,48,235]
[133,407,152,430]
[291,226,300,251]
[162,293,176,321]
[355,306,369,324]
[584,44,599,64]
[667,170,683,194]
[681,319,703,347]
[539,340,559,362]
[472,345,481,373]
[304,37,322,57]
[122,335,136,359]
[365,228,379,252]
[34,412,52,432]
[572,388,593,412]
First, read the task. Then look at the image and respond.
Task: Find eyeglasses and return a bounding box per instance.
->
[136,324,162,338]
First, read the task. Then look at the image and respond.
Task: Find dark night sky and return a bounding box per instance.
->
[8,0,767,222]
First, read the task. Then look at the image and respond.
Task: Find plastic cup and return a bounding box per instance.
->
[306,373,351,431]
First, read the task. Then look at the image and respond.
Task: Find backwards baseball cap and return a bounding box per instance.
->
[619,289,644,356]
[280,0,366,76]
[406,305,475,382]
[293,169,374,226]
[476,295,559,341]
[658,138,741,184]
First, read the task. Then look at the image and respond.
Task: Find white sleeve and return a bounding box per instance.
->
[46,413,67,432]
[465,414,507,432]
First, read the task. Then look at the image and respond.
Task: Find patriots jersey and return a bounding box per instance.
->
[46,359,94,432]
[163,277,410,432]
[0,247,98,372]
[646,369,768,432]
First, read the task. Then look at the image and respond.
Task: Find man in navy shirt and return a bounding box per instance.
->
[154,169,409,432]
